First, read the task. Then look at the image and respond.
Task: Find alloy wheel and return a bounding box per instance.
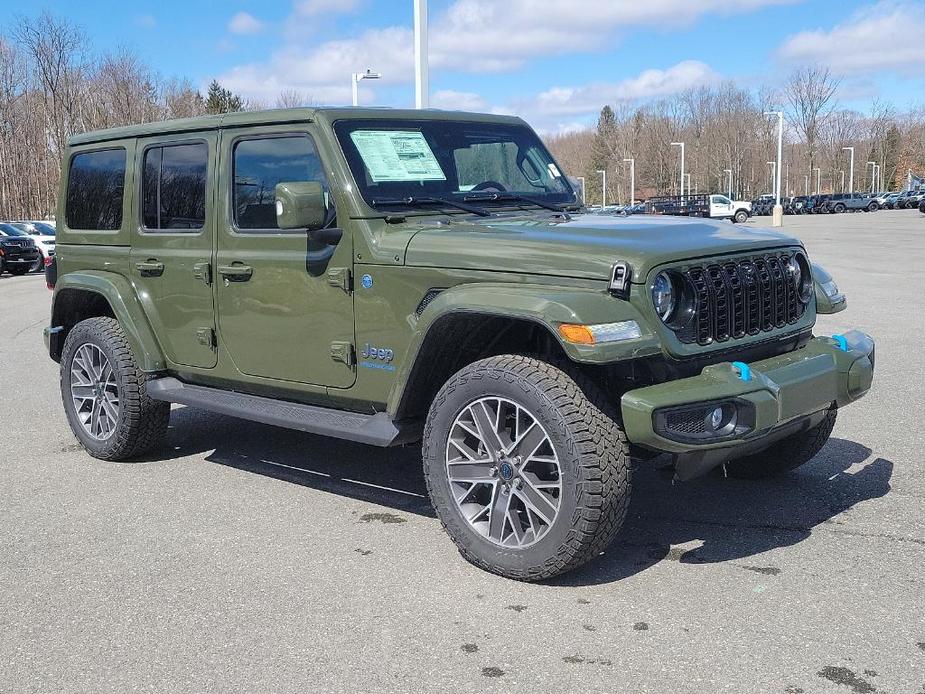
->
[70,343,120,440]
[445,397,562,548]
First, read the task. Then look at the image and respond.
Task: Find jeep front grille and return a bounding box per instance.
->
[675,253,805,346]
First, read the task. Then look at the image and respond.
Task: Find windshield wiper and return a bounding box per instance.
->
[462,192,573,213]
[370,196,492,217]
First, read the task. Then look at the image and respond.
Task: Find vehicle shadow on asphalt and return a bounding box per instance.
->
[555,437,893,586]
[151,409,892,586]
[151,405,435,518]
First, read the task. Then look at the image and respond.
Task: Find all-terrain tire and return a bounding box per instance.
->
[7,265,30,275]
[734,209,750,223]
[422,355,631,581]
[725,407,837,479]
[60,317,170,460]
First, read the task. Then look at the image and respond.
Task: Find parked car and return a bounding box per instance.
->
[8,220,56,271]
[920,199,925,214]
[789,196,808,214]
[0,223,41,276]
[823,193,879,213]
[45,106,874,582]
[877,192,900,209]
[894,190,923,208]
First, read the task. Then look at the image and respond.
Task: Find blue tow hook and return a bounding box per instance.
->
[731,361,751,382]
[832,334,849,352]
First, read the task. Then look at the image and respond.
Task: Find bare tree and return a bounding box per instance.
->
[784,66,840,182]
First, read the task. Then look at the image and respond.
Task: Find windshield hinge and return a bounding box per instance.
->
[193,261,211,285]
[326,267,352,294]
[330,341,355,367]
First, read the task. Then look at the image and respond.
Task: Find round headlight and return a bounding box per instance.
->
[790,253,813,303]
[652,271,676,322]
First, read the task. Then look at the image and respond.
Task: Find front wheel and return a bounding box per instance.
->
[60,317,170,460]
[422,355,631,581]
[725,407,837,479]
[734,209,749,223]
[7,265,30,276]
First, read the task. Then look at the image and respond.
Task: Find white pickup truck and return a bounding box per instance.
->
[709,194,752,223]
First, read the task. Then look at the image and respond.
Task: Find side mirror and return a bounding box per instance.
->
[275,181,326,231]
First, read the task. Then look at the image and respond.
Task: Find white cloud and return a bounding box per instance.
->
[134,14,156,29]
[526,61,720,118]
[430,0,799,72]
[777,1,925,75]
[228,12,266,35]
[216,27,413,102]
[295,0,361,16]
[430,90,488,111]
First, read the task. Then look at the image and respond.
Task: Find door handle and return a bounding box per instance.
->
[217,264,253,282]
[135,260,165,277]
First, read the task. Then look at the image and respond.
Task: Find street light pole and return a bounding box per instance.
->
[576,176,586,205]
[814,167,821,194]
[764,110,784,226]
[767,161,776,196]
[413,0,429,109]
[596,169,607,208]
[867,161,876,192]
[804,175,809,195]
[623,158,635,205]
[724,168,732,198]
[351,69,381,106]
[670,142,685,196]
[842,146,855,193]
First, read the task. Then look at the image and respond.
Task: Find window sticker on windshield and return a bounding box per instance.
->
[350,130,447,182]
[547,163,562,178]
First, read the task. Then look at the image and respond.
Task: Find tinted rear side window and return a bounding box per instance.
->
[142,142,208,231]
[233,135,326,231]
[66,149,126,230]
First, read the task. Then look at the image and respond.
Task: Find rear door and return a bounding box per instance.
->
[130,133,217,369]
[214,126,356,388]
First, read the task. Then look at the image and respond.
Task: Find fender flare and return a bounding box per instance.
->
[387,282,660,413]
[52,271,166,371]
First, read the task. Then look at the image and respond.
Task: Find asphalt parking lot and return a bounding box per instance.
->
[1,210,923,694]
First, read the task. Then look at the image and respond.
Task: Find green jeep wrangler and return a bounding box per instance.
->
[45,108,874,581]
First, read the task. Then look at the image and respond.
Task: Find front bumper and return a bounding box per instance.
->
[621,330,875,479]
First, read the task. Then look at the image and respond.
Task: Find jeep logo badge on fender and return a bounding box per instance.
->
[361,343,393,362]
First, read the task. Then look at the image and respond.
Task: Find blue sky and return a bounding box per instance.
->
[4,0,924,132]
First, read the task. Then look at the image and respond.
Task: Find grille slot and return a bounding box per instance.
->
[676,253,805,346]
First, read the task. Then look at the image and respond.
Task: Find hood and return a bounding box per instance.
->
[404,213,802,283]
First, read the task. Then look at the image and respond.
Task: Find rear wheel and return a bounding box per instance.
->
[60,317,170,461]
[725,407,837,479]
[867,202,878,212]
[422,355,630,581]
[834,203,846,213]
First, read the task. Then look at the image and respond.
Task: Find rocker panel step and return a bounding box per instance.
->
[147,377,419,447]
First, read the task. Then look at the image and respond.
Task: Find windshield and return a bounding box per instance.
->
[0,223,28,237]
[24,222,56,236]
[334,119,576,212]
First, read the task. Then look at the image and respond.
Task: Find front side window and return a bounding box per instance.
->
[66,148,126,230]
[233,135,328,231]
[334,119,576,212]
[142,142,208,230]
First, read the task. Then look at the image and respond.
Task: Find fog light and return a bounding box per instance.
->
[653,400,753,444]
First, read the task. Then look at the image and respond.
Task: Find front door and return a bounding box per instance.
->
[214,127,356,388]
[130,134,217,369]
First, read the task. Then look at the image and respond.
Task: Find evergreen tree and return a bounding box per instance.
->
[204,80,245,114]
